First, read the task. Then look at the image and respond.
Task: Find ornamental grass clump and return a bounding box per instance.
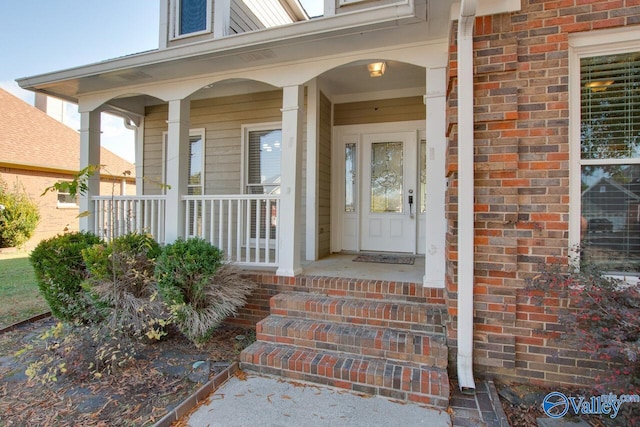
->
[82,232,167,340]
[30,231,103,323]
[155,238,256,346]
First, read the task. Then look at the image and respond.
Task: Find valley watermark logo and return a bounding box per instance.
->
[542,391,640,419]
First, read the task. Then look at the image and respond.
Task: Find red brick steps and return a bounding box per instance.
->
[269,292,447,334]
[240,291,450,408]
[256,315,447,368]
[241,341,449,407]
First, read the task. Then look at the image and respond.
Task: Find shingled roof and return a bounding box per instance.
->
[0,88,135,178]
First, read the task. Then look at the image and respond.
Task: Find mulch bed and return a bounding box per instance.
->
[0,317,253,426]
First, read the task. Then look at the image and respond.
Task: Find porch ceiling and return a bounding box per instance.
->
[16,0,456,105]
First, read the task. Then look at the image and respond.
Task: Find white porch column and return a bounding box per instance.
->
[305,79,319,261]
[164,98,190,243]
[133,117,145,196]
[277,85,305,277]
[423,67,448,288]
[79,110,101,233]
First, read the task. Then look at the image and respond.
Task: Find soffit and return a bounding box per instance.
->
[18,0,456,103]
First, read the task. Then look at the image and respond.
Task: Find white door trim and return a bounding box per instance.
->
[331,120,425,254]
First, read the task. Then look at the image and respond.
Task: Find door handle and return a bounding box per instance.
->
[408,190,414,217]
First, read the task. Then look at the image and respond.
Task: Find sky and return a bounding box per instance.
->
[0,0,323,164]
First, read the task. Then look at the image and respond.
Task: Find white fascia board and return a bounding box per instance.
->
[450,0,520,20]
[17,1,419,97]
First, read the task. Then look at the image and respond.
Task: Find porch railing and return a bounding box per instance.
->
[91,194,280,268]
[92,196,166,244]
[182,195,280,267]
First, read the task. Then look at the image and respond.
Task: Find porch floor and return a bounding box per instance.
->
[301,253,425,283]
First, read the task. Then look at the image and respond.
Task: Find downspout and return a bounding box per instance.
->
[457,0,477,392]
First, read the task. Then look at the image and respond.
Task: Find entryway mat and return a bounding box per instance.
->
[353,254,415,265]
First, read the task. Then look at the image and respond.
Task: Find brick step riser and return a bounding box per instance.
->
[307,289,432,305]
[240,342,449,408]
[282,276,446,305]
[255,318,447,369]
[269,307,446,335]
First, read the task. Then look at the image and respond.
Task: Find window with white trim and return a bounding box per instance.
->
[187,131,205,196]
[575,48,640,271]
[56,183,78,208]
[162,129,205,235]
[162,129,205,194]
[243,125,282,195]
[170,0,211,39]
[242,124,281,240]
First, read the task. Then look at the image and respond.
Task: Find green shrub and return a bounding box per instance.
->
[83,232,161,282]
[0,179,40,248]
[82,233,166,339]
[155,238,256,346]
[30,231,103,322]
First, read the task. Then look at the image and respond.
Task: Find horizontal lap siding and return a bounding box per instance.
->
[143,90,284,195]
[333,97,425,126]
[143,106,167,195]
[230,0,265,34]
[318,92,332,258]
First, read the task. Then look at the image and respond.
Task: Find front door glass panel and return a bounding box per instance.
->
[370,141,403,213]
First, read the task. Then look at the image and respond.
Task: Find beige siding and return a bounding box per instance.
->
[143,105,169,195]
[333,96,425,126]
[318,92,332,258]
[143,91,284,196]
[230,0,265,34]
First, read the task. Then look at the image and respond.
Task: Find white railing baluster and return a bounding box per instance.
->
[91,196,167,244]
[265,198,271,265]
[151,199,156,238]
[236,200,242,263]
[227,200,232,258]
[217,200,223,249]
[209,199,214,245]
[92,194,279,267]
[275,198,280,264]
[255,198,261,264]
[245,199,251,263]
[136,200,142,233]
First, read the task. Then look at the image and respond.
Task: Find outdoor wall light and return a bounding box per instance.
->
[368,62,386,77]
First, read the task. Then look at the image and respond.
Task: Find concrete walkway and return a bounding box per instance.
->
[186,373,452,427]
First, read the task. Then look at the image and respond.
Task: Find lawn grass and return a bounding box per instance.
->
[0,252,49,328]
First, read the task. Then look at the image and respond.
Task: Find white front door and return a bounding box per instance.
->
[361,132,417,253]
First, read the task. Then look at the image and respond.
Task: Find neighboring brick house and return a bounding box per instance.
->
[15,0,640,407]
[0,89,136,247]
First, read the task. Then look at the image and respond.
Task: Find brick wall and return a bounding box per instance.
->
[445,1,639,386]
[227,273,445,328]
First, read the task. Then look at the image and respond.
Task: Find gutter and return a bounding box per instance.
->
[456,0,477,392]
[0,162,136,182]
